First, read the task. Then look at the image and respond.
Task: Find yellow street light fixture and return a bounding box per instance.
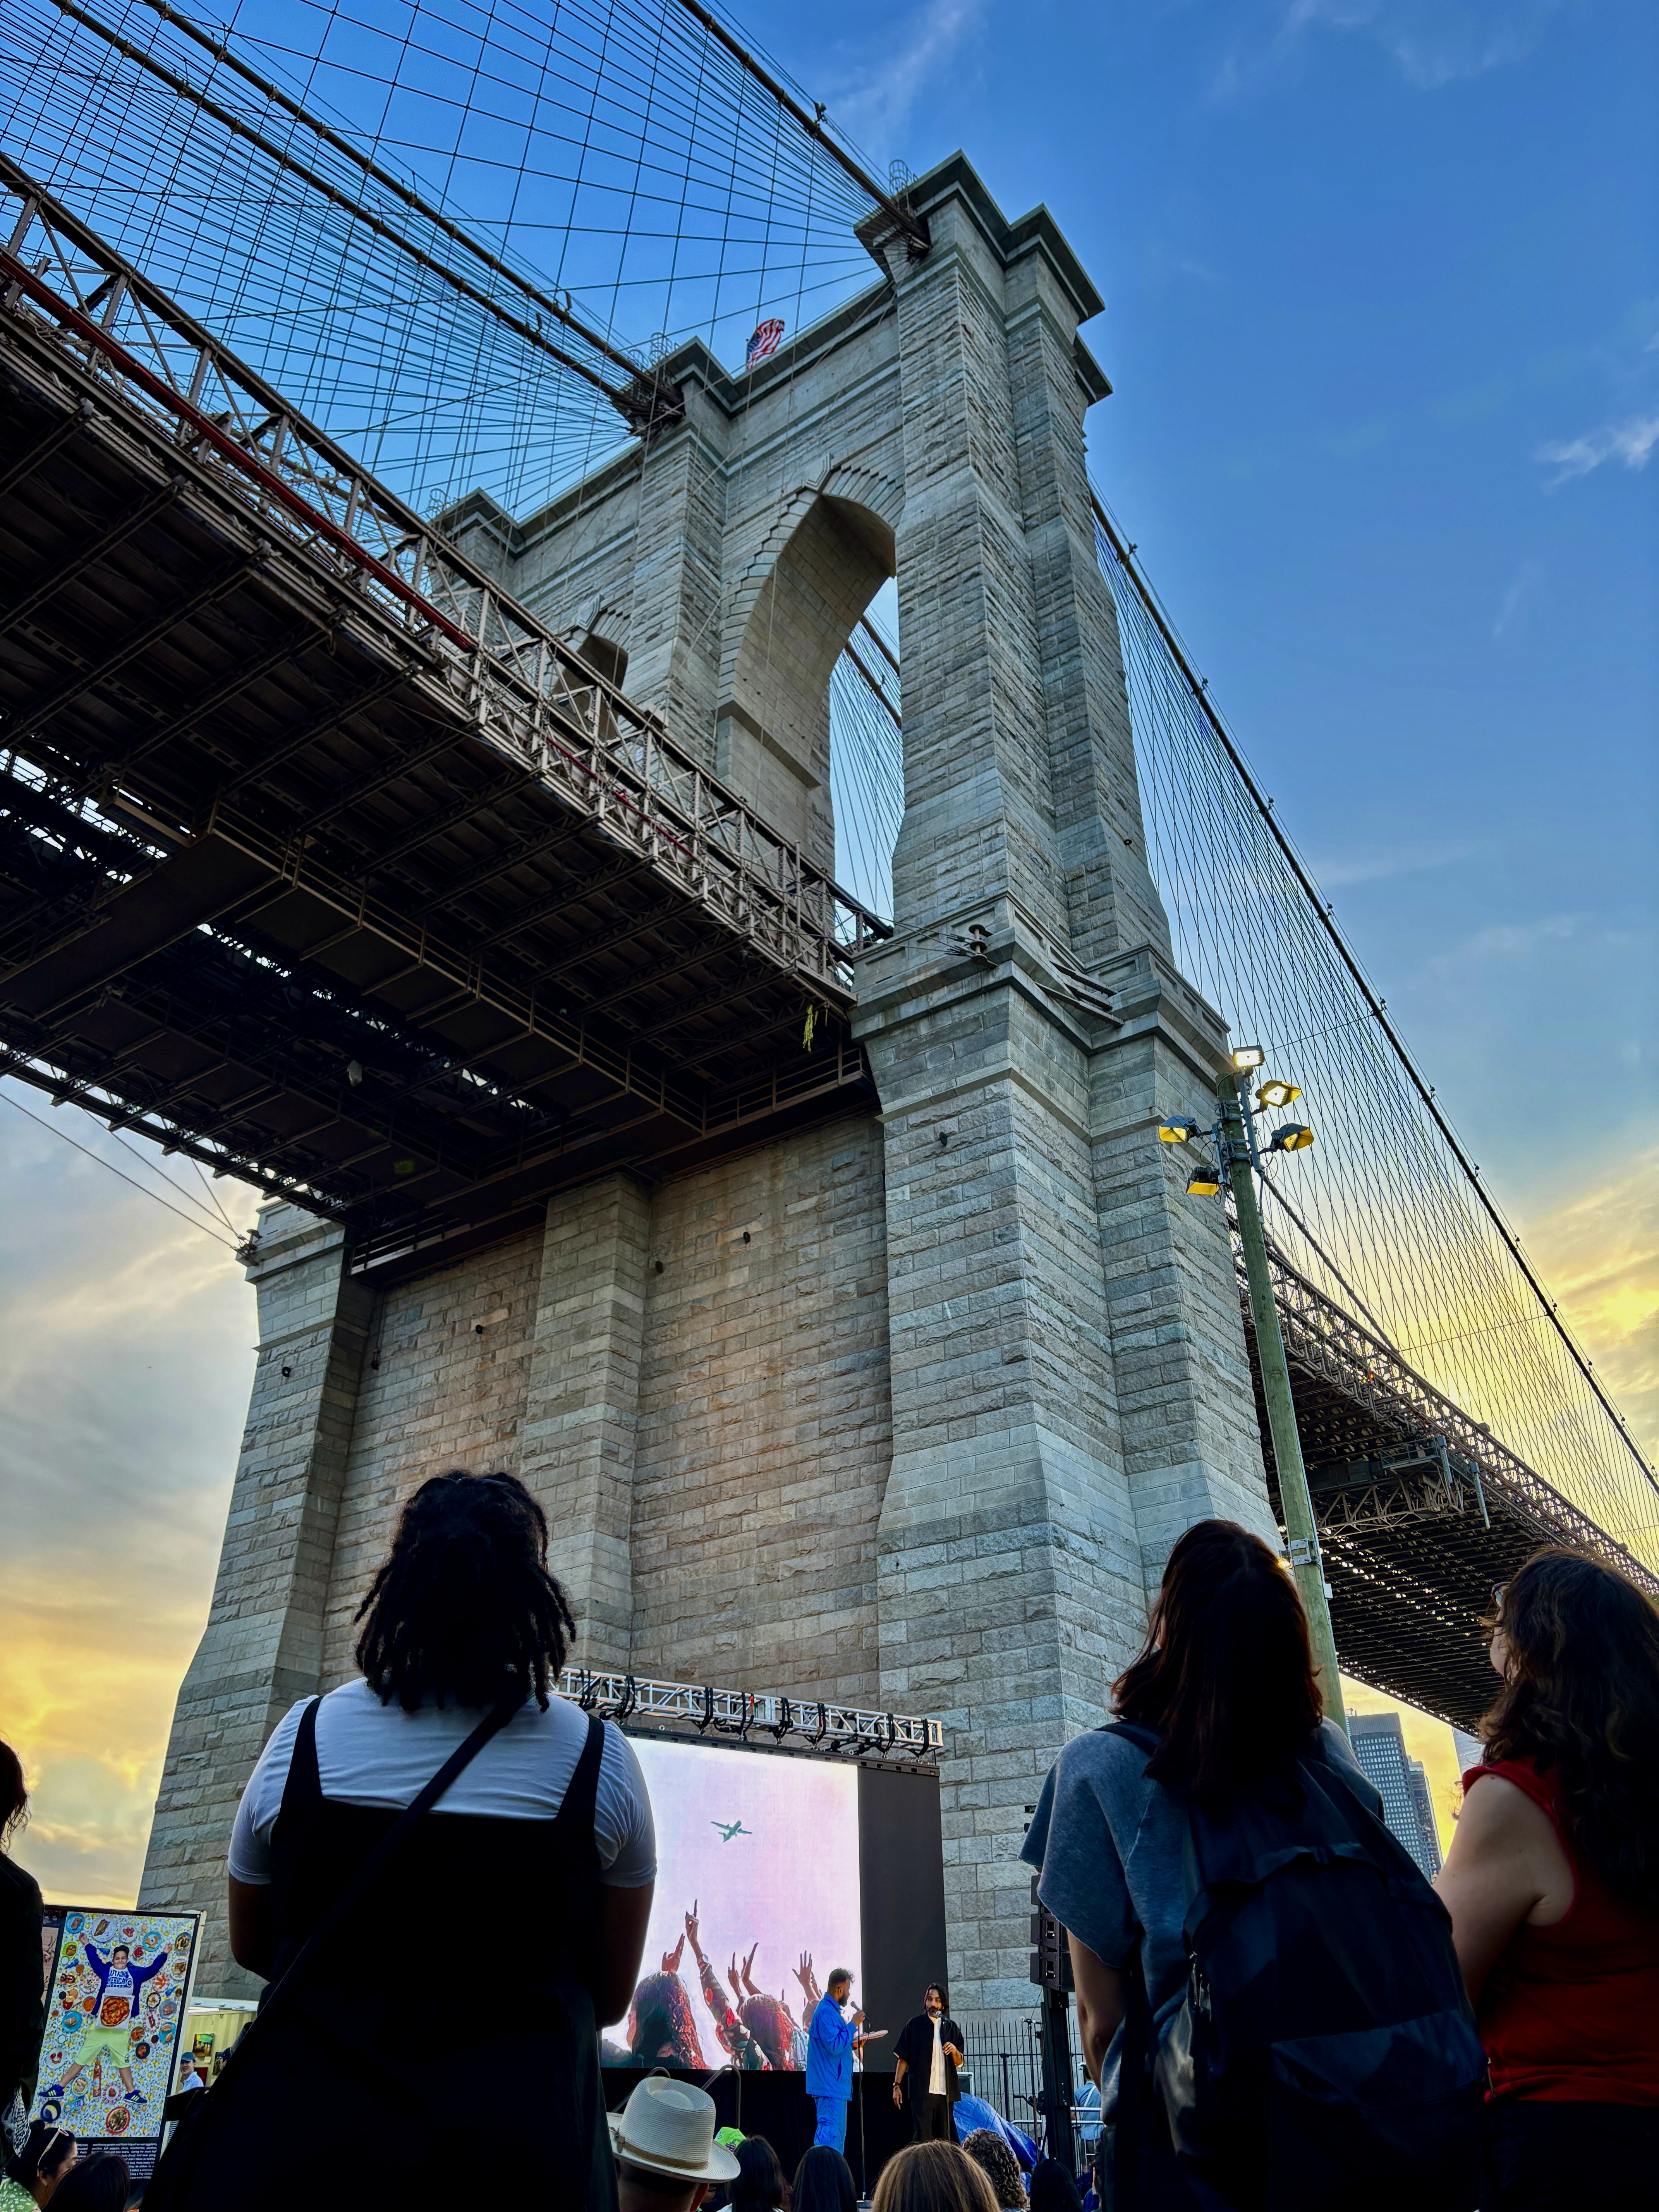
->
[1271,1123,1315,1152]
[1186,1165,1222,1196]
[1231,1044,1266,1071]
[1255,1079,1302,1109]
[1158,1118,1199,1144]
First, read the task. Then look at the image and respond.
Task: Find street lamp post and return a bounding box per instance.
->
[1161,1052,1348,1736]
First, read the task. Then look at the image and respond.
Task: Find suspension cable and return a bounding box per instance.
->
[1090,485,1656,1491]
[55,0,665,423]
[668,0,929,252]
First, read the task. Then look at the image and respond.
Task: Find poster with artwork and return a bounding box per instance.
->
[601,1736,862,2072]
[31,1906,200,2180]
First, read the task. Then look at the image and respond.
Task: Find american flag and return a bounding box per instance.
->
[744,318,785,367]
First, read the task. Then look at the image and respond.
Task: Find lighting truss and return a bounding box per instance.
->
[557,1667,944,1763]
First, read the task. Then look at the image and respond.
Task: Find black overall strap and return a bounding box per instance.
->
[551,1712,605,1844]
[232,1697,519,2068]
[284,1695,324,1810]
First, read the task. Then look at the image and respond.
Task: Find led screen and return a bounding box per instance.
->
[605,1736,862,2073]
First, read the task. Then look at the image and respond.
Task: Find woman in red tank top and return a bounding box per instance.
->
[1435,1548,1659,2209]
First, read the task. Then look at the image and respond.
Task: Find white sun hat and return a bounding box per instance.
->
[608,2075,742,2183]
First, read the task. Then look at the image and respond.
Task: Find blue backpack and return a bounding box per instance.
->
[1106,1722,1486,2212]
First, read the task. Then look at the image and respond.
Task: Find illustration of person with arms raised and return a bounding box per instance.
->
[50,1941,168,2107]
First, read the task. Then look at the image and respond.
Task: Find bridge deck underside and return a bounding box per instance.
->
[0,332,872,1276]
[1242,1264,1648,1729]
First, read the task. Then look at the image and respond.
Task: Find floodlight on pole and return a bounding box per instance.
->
[1163,1062,1346,1735]
[1158,1118,1199,1144]
[1220,1070,1346,1733]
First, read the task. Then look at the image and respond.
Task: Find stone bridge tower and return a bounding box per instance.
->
[141,154,1275,2012]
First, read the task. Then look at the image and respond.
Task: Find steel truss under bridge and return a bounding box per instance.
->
[0,162,886,1278]
[1240,1244,1659,1728]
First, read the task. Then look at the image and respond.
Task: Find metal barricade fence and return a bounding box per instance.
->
[958,2018,1048,2141]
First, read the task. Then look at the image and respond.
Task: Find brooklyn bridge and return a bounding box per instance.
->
[2,0,1652,2010]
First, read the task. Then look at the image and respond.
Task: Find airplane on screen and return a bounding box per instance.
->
[711,1819,752,1842]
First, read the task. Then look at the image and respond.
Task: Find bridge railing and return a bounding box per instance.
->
[0,158,887,1006]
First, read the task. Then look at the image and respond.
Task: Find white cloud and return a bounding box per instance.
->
[1313,838,1477,888]
[0,1087,260,1904]
[1493,558,1542,637]
[1219,1,1570,98]
[824,0,982,159]
[1535,412,1659,486]
[1427,912,1579,969]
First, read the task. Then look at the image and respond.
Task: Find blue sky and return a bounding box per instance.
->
[2,0,1654,1897]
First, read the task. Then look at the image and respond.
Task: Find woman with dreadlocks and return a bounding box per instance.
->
[150,1470,655,2210]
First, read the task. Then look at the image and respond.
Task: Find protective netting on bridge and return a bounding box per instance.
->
[0,0,883,517]
[822,519,1657,1572]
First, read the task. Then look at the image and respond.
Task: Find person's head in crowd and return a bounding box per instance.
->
[0,1736,26,1852]
[790,2147,856,2212]
[628,1970,709,2068]
[824,1969,852,2005]
[737,1993,794,2071]
[961,2130,1027,2209]
[870,2142,999,2212]
[730,2135,787,2212]
[41,2155,128,2212]
[1113,1518,1322,1800]
[5,2123,77,2205]
[1025,2160,1085,2212]
[1482,1547,1659,1904]
[610,2074,740,2212]
[924,1983,946,2017]
[353,1469,576,1711]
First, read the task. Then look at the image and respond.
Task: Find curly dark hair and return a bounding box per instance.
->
[354,1470,576,1711]
[1481,1546,1659,1905]
[628,1971,708,2068]
[961,2131,1027,2210]
[1113,1519,1322,1800]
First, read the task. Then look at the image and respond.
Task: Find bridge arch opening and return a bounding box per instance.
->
[576,629,628,690]
[718,491,895,871]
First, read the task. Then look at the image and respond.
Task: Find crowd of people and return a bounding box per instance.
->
[607,2073,1082,2212]
[2,1470,1655,2210]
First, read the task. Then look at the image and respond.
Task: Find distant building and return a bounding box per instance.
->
[1452,1727,1484,1778]
[1350,1711,1443,1876]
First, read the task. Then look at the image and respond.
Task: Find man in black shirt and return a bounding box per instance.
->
[891,1983,963,2143]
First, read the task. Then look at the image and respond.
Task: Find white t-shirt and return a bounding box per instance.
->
[227,1679,656,1888]
[928,2014,946,2097]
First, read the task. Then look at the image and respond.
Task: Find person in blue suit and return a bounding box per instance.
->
[805,1969,861,2152]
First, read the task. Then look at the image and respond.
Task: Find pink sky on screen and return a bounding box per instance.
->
[632,1737,862,2047]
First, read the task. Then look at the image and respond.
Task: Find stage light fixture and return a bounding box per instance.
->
[1158,1118,1198,1144]
[1271,1123,1315,1152]
[1232,1045,1266,1071]
[1186,1165,1222,1196]
[1255,1079,1301,1108]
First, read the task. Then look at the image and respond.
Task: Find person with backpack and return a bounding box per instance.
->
[1021,1517,1486,2210]
[1434,1549,1659,2207]
[148,1468,657,2208]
